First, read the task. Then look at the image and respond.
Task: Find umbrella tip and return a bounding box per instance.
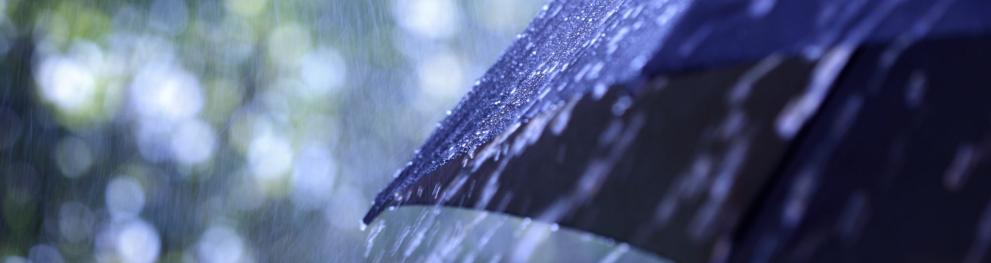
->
[362,204,385,224]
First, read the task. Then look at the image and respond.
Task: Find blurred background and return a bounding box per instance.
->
[0,0,611,261]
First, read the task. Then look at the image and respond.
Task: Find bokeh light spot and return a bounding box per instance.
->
[298,47,347,97]
[170,118,217,165]
[248,132,294,182]
[225,0,268,17]
[54,136,94,178]
[393,0,461,39]
[130,62,203,122]
[417,51,464,99]
[37,56,97,112]
[105,176,146,219]
[291,146,337,210]
[115,219,161,263]
[196,225,246,263]
[268,22,312,68]
[58,202,96,243]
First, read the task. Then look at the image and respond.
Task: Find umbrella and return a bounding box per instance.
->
[365,0,991,261]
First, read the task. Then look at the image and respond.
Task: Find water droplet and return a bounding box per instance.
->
[611,96,633,115]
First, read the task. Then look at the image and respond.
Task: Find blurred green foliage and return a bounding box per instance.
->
[0,0,662,262]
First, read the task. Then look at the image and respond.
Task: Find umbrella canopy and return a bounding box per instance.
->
[365,0,991,261]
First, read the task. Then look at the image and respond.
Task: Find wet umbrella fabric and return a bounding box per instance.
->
[365,0,991,261]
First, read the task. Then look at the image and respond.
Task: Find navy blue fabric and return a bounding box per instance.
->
[645,0,991,74]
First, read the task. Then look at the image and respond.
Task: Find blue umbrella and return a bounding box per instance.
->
[365,0,991,261]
